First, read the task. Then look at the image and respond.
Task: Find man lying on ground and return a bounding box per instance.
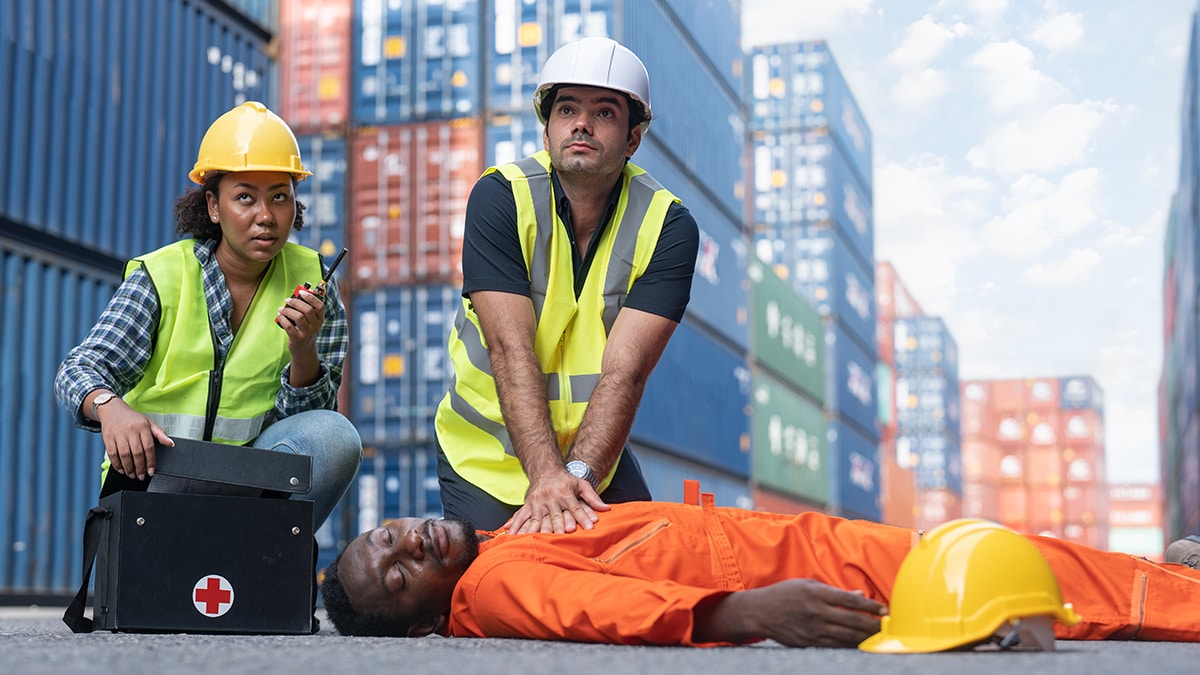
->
[320,482,1200,647]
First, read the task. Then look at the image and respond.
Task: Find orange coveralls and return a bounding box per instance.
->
[446,487,1200,645]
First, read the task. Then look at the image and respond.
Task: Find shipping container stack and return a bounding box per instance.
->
[959,377,1110,550]
[0,0,278,598]
[893,316,963,531]
[875,262,921,527]
[277,0,756,562]
[746,41,880,520]
[1107,483,1165,562]
[1159,6,1200,546]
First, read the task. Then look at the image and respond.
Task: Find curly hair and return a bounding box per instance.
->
[320,550,416,637]
[172,171,307,240]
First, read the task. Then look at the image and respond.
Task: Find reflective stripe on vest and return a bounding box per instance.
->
[104,240,321,482]
[436,151,678,505]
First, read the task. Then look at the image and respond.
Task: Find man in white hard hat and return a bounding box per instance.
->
[434,37,699,534]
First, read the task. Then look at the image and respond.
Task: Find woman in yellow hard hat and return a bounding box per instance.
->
[55,102,362,531]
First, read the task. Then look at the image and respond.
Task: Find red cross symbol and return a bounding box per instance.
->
[193,575,234,617]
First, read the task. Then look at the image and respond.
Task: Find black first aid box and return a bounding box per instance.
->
[65,439,316,635]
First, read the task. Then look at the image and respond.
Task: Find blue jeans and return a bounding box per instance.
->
[253,409,363,528]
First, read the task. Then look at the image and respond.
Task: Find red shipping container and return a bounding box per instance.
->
[961,439,1000,482]
[1028,378,1060,409]
[1061,408,1103,446]
[998,449,1025,483]
[914,488,961,532]
[874,261,923,322]
[1062,448,1102,483]
[1026,410,1059,445]
[1026,446,1064,486]
[1062,522,1107,550]
[999,483,1027,527]
[349,119,482,287]
[1063,483,1104,523]
[879,430,915,528]
[1027,484,1065,525]
[962,481,999,521]
[989,379,1028,412]
[877,315,895,366]
[279,0,353,134]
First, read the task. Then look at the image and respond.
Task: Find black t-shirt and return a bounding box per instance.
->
[461,168,699,322]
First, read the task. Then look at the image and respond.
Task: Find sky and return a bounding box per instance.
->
[742,0,1196,484]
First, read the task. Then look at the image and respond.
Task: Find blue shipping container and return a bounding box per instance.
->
[632,320,751,477]
[1060,375,1104,411]
[354,445,443,533]
[351,284,459,447]
[893,317,958,375]
[484,111,544,167]
[751,127,873,269]
[353,0,483,124]
[747,40,873,189]
[293,132,350,266]
[754,224,876,354]
[895,372,962,437]
[827,417,881,521]
[0,238,119,595]
[903,430,963,494]
[823,321,879,438]
[1,0,276,260]
[632,442,753,510]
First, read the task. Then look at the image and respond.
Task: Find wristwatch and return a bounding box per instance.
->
[91,391,118,420]
[565,460,601,491]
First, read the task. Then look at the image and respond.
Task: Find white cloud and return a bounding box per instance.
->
[981,168,1101,258]
[891,68,950,110]
[1021,248,1103,286]
[741,0,876,46]
[1030,12,1085,52]
[967,40,1064,111]
[966,101,1109,174]
[874,155,991,313]
[886,16,960,69]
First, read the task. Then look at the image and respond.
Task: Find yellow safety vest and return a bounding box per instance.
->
[435,151,680,505]
[103,239,322,481]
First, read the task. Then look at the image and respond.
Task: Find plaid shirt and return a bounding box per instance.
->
[54,238,348,433]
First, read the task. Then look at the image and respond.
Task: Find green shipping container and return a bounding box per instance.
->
[750,371,829,503]
[748,260,826,403]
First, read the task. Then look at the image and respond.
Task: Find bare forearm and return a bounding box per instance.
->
[490,341,563,477]
[693,592,763,644]
[567,371,644,475]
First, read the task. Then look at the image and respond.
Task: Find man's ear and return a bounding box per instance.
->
[625,124,642,158]
[406,613,447,638]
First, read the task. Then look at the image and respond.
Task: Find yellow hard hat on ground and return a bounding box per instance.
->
[188,101,311,184]
[859,518,1080,653]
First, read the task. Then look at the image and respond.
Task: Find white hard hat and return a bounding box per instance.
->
[534,37,652,132]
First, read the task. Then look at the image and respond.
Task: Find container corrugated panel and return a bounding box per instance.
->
[895,372,961,436]
[484,111,544,167]
[893,317,958,376]
[754,225,876,354]
[485,0,616,114]
[631,320,751,477]
[962,439,1001,482]
[749,371,828,504]
[826,417,880,521]
[1059,375,1104,411]
[746,41,872,189]
[913,488,962,531]
[874,260,923,321]
[220,0,280,33]
[823,322,878,438]
[350,284,459,447]
[352,0,483,125]
[903,430,962,493]
[349,120,482,287]
[353,445,444,533]
[751,127,873,268]
[0,238,119,595]
[657,0,742,95]
[291,132,350,262]
[962,480,999,521]
[316,491,355,576]
[1,0,276,260]
[634,140,750,351]
[279,0,352,134]
[631,443,752,510]
[622,2,745,219]
[1061,407,1102,446]
[747,260,824,403]
[879,428,914,528]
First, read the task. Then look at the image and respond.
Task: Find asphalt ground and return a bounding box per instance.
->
[2,606,1197,675]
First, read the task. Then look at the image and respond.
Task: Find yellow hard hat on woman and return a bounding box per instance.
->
[859,518,1080,653]
[188,101,311,184]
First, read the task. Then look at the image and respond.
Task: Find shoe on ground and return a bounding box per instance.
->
[1165,535,1200,568]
